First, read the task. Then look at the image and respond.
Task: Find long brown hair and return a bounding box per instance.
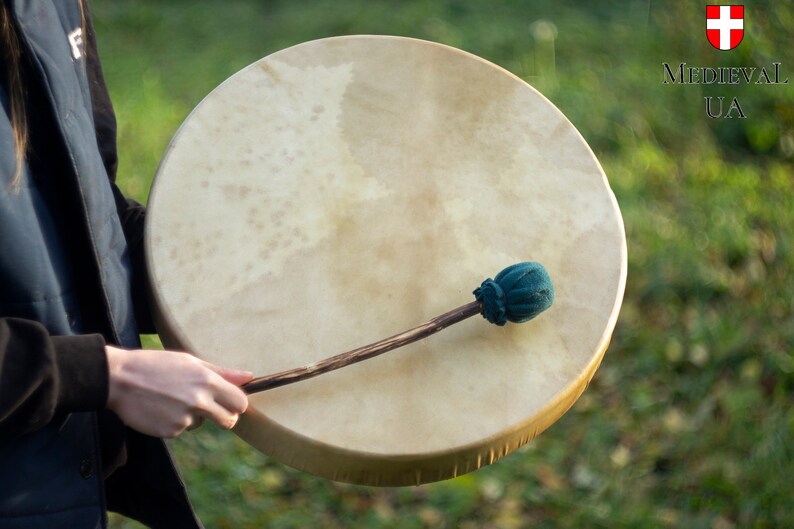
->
[0,1,87,190]
[0,1,28,190]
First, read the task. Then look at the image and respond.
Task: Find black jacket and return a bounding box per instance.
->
[0,1,201,527]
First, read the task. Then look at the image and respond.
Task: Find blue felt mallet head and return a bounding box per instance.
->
[473,262,555,326]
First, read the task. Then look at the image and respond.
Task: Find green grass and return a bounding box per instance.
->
[93,1,793,527]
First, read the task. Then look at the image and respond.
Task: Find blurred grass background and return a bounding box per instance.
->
[91,0,793,527]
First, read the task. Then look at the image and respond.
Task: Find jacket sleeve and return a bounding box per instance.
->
[0,318,109,438]
[82,1,156,334]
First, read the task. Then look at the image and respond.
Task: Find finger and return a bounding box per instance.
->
[186,416,205,431]
[200,369,249,415]
[201,360,254,387]
[195,398,241,430]
[214,381,249,416]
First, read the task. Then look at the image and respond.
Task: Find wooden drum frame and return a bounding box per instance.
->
[145,36,627,486]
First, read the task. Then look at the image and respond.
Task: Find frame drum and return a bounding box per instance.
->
[145,36,627,486]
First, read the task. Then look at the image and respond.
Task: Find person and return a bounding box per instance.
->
[0,1,253,527]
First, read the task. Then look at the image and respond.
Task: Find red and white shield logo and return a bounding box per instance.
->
[706,5,744,51]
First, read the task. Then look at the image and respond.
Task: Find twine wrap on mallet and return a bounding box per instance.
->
[242,262,554,394]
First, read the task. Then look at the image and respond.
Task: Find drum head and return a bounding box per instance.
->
[145,36,626,486]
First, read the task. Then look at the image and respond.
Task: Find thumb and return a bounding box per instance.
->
[202,361,254,387]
